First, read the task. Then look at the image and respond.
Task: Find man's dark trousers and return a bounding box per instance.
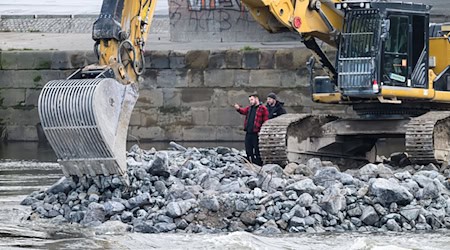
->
[245,132,262,166]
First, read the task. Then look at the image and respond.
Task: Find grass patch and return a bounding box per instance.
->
[7,48,33,51]
[241,46,259,51]
[33,75,42,82]
[38,60,51,69]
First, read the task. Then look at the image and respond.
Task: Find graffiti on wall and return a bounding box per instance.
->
[169,0,257,32]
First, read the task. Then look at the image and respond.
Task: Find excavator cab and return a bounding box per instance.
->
[336,2,430,98]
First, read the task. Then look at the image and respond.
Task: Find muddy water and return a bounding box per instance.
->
[0,145,450,249]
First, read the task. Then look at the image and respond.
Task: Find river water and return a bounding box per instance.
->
[1,143,450,249]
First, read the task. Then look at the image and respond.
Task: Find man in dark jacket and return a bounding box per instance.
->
[234,93,269,166]
[266,92,286,119]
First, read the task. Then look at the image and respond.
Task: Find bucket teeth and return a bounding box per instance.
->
[38,78,138,178]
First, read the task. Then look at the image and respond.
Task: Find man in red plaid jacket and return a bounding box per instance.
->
[234,93,269,166]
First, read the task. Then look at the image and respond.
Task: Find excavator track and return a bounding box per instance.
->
[259,114,310,165]
[260,111,450,167]
[406,111,450,164]
[259,114,337,165]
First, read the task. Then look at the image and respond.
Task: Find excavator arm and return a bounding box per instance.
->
[93,0,156,84]
[38,0,157,181]
[242,0,345,82]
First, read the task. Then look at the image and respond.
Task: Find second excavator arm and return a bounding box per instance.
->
[242,0,346,82]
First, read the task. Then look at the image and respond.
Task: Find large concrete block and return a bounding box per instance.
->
[156,69,188,88]
[204,70,235,87]
[225,50,242,69]
[140,69,158,89]
[136,88,164,108]
[158,106,192,126]
[25,88,42,106]
[216,126,245,141]
[185,50,210,69]
[0,89,26,107]
[85,51,98,65]
[129,126,166,141]
[259,50,275,69]
[208,51,226,69]
[187,69,204,87]
[182,126,216,141]
[191,107,209,125]
[280,70,298,88]
[292,49,311,69]
[169,51,186,69]
[129,109,142,126]
[275,50,295,70]
[6,125,38,141]
[211,89,229,107]
[162,88,182,107]
[0,70,68,88]
[165,126,184,141]
[294,70,310,87]
[51,51,72,69]
[0,51,53,70]
[233,70,250,87]
[228,90,251,107]
[0,108,40,125]
[249,70,283,87]
[277,89,311,107]
[242,51,260,69]
[146,50,170,69]
[139,108,160,127]
[209,108,242,126]
[69,51,89,68]
[180,88,213,106]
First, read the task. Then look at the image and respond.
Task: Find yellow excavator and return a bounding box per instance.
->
[240,0,450,166]
[39,0,450,180]
[38,0,157,180]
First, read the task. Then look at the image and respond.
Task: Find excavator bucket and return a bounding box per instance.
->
[38,78,137,178]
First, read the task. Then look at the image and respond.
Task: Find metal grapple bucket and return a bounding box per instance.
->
[38,78,138,178]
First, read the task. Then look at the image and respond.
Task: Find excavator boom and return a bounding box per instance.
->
[38,0,157,180]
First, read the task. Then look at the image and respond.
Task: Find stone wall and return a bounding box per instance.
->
[0,48,344,142]
[168,0,449,42]
[168,0,296,42]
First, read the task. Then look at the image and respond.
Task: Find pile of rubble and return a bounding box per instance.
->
[22,142,450,233]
